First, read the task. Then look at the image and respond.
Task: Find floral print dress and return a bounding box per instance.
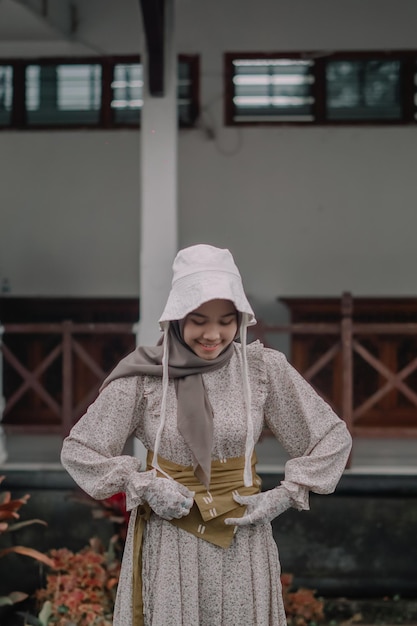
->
[61,341,352,626]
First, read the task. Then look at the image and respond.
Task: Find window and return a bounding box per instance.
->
[0,65,13,125]
[225,51,417,125]
[177,58,199,127]
[231,58,315,122]
[325,59,401,121]
[111,63,143,124]
[110,57,197,127]
[0,55,199,129]
[26,63,102,126]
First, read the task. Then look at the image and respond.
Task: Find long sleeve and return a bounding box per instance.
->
[61,376,153,502]
[263,348,352,510]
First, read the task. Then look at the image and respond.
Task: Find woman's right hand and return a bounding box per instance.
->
[143,477,194,520]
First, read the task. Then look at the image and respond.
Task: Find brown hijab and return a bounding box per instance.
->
[100,321,234,488]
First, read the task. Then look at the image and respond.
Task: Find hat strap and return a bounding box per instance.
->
[241,313,254,487]
[151,323,173,480]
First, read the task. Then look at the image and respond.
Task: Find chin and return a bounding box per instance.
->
[201,352,220,360]
[197,351,220,360]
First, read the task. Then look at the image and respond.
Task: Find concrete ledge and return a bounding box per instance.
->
[1,467,416,599]
[1,465,74,489]
[4,465,417,495]
[261,470,417,495]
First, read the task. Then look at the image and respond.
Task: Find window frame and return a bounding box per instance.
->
[224,50,417,126]
[0,54,200,131]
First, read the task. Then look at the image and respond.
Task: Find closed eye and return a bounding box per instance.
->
[188,317,206,326]
[220,318,236,326]
[186,313,236,326]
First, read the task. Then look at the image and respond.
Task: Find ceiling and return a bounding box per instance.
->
[0,0,166,95]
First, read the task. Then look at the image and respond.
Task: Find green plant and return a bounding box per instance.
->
[0,475,54,610]
[281,573,325,626]
[35,537,121,625]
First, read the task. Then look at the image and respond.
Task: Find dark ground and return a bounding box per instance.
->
[1,597,417,626]
[322,597,417,625]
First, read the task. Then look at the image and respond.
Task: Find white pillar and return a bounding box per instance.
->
[134,0,178,463]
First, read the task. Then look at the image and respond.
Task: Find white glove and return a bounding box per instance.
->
[144,476,194,520]
[126,470,194,520]
[225,486,292,527]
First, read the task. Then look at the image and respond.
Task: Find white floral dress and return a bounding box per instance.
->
[61,341,352,626]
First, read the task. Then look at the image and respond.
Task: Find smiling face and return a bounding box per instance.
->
[182,299,238,360]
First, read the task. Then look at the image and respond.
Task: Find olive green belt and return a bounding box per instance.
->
[132,451,261,626]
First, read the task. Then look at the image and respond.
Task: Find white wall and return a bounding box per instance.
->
[2,131,141,296]
[1,0,417,318]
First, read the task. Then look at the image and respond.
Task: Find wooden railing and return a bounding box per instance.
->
[1,292,417,440]
[0,321,136,436]
[250,293,417,437]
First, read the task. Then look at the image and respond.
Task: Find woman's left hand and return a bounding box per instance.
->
[225,487,292,526]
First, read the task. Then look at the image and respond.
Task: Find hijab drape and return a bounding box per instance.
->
[100,322,234,488]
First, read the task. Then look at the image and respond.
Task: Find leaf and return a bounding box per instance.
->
[0,510,19,521]
[106,577,119,590]
[89,537,104,553]
[38,600,53,626]
[3,494,29,506]
[0,545,55,567]
[0,490,11,506]
[0,591,28,606]
[8,591,29,604]
[17,612,43,626]
[7,519,48,532]
[0,494,30,511]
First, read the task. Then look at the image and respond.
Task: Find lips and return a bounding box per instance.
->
[198,343,221,351]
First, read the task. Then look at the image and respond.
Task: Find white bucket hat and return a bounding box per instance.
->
[159,244,256,325]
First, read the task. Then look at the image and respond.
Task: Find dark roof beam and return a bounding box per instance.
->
[139,0,165,97]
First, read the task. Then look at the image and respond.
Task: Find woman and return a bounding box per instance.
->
[61,244,352,626]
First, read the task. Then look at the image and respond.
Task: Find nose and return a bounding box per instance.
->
[202,324,220,341]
